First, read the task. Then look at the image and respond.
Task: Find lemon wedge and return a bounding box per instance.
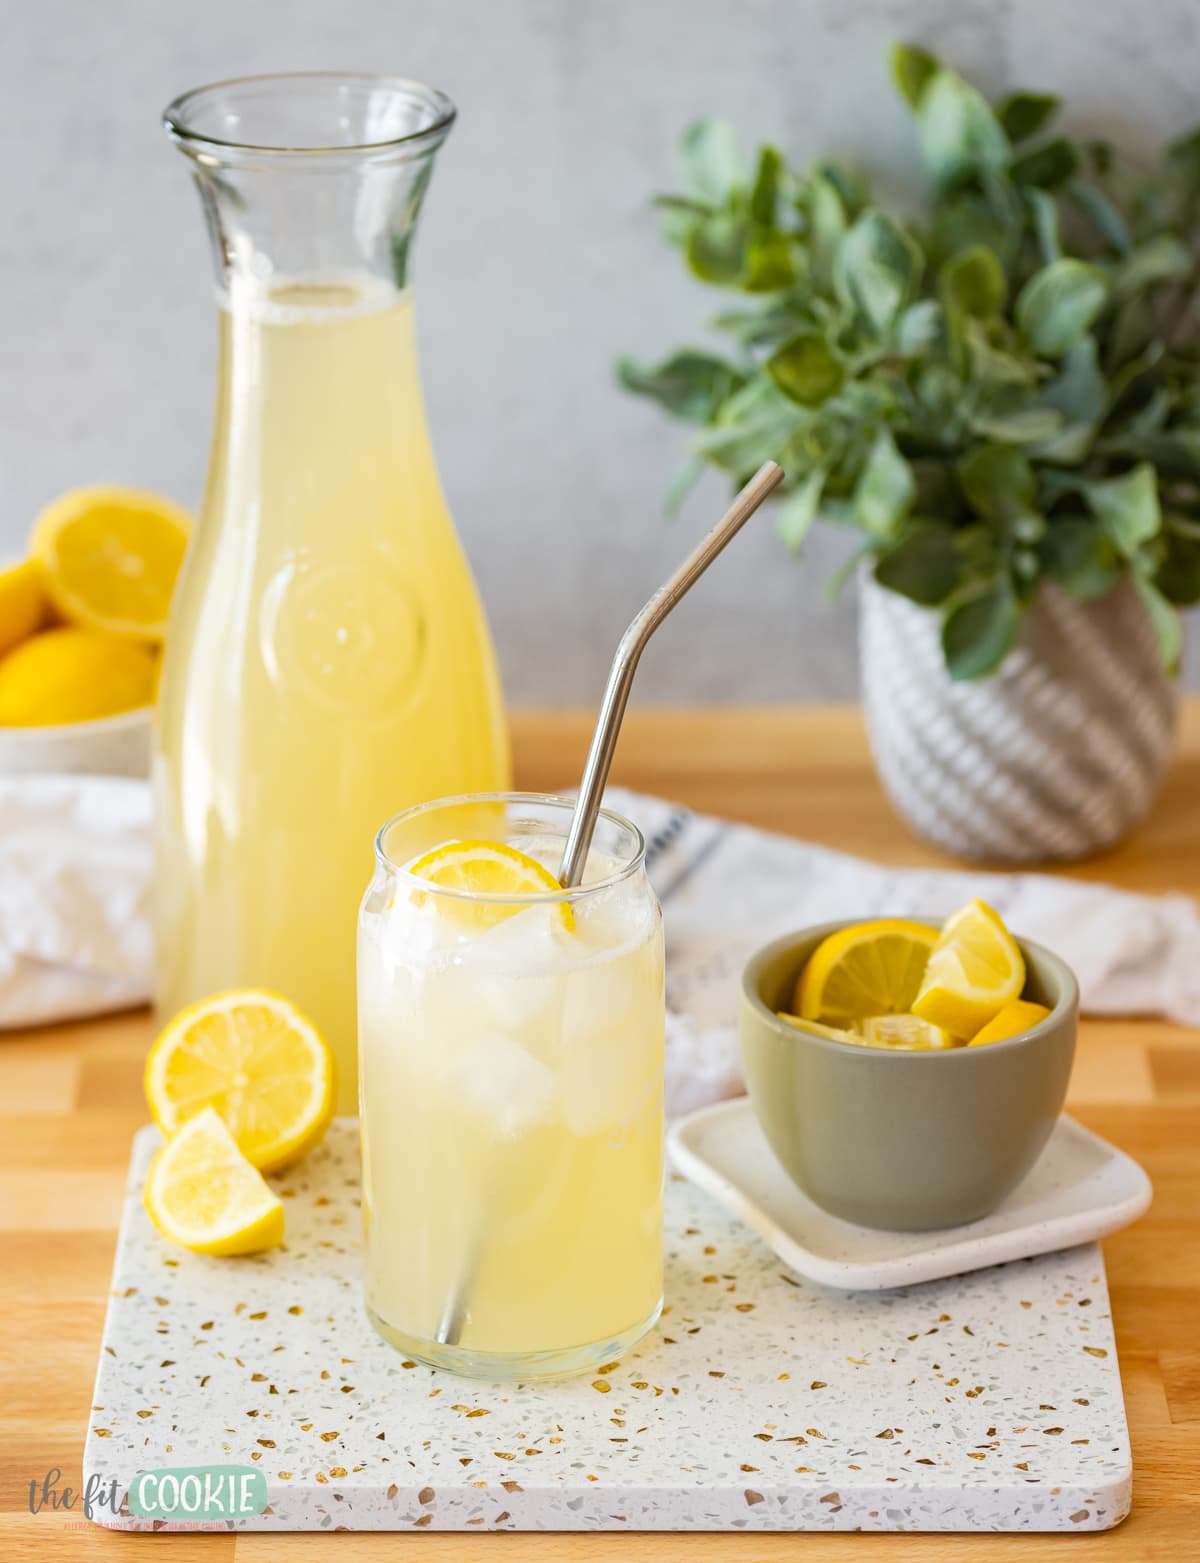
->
[968,998,1050,1047]
[776,1012,854,1042]
[32,485,191,640]
[0,626,157,725]
[794,919,938,1026]
[144,1107,284,1256]
[911,899,1026,1039]
[0,559,49,659]
[407,839,573,930]
[853,1014,956,1050]
[144,990,334,1173]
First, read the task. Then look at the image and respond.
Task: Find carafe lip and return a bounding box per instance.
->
[163,71,456,160]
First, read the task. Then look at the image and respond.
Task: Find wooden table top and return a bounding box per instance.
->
[5,703,1199,1561]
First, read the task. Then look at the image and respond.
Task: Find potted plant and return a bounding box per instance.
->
[618,43,1200,862]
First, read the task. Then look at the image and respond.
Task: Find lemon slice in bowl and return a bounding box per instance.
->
[854,1014,956,1050]
[794,919,938,1026]
[912,899,1026,1039]
[31,485,191,641]
[776,1012,855,1042]
[144,990,334,1173]
[144,1107,284,1256]
[407,839,573,930]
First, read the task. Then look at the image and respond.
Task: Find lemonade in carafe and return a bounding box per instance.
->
[156,77,508,1108]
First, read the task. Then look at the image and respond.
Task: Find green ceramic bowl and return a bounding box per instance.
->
[739,919,1079,1231]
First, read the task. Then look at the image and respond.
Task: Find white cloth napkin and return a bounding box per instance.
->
[0,774,153,1027]
[3,775,1198,1117]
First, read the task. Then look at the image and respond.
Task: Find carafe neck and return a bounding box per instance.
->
[164,74,454,303]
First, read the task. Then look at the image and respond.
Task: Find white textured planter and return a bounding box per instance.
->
[859,572,1179,864]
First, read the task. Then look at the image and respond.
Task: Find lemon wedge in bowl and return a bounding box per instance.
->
[912,899,1026,1039]
[794,918,938,1026]
[776,1013,854,1042]
[853,1013,956,1050]
[144,1107,284,1256]
[407,839,573,930]
[144,990,334,1173]
[31,485,191,641]
[968,997,1050,1047]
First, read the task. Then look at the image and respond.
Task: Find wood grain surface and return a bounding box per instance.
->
[4,704,1199,1561]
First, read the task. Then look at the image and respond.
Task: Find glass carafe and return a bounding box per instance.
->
[157,75,509,1110]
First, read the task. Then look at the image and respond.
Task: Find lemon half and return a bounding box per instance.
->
[144,990,334,1173]
[795,919,938,1026]
[32,485,191,641]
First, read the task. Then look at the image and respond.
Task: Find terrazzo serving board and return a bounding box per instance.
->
[85,1120,1132,1533]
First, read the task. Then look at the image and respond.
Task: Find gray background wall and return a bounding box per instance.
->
[6,0,1199,703]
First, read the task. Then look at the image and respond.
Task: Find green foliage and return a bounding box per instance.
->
[942,579,1020,680]
[618,44,1200,678]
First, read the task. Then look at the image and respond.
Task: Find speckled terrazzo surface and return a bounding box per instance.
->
[85,1120,1131,1532]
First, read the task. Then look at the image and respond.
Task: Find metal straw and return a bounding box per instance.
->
[434,459,784,1352]
[558,460,785,887]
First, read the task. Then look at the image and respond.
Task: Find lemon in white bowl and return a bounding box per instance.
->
[0,486,191,776]
[0,607,157,776]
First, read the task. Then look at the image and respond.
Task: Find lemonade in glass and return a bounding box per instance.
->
[358,793,664,1378]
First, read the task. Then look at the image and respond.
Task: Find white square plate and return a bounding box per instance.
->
[668,1097,1152,1291]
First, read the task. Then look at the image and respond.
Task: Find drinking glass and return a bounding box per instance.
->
[358,793,664,1379]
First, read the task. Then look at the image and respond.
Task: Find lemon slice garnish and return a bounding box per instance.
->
[407,839,573,930]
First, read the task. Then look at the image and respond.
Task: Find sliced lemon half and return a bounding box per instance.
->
[794,919,938,1026]
[143,1107,284,1256]
[31,485,191,640]
[912,899,1026,1039]
[144,990,335,1173]
[407,839,573,930]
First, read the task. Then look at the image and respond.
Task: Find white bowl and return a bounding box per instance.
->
[0,705,152,777]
